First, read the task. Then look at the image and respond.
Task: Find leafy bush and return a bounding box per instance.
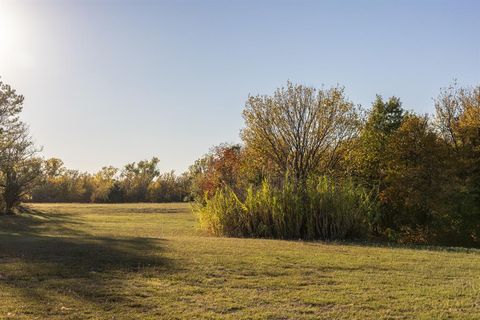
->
[195,176,377,240]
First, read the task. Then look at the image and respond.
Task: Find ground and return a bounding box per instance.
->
[0,203,479,319]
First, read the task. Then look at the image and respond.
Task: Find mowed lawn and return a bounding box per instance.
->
[0,204,479,319]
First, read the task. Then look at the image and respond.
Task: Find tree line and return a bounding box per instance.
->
[28,157,188,203]
[0,78,191,208]
[193,82,480,247]
[1,78,479,246]
[29,157,190,203]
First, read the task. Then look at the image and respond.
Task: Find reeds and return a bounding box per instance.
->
[195,176,377,240]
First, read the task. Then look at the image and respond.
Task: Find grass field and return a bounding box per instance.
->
[0,203,479,319]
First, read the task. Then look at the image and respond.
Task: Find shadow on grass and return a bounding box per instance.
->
[1,206,87,236]
[0,206,175,314]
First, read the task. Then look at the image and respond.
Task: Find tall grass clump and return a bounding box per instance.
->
[195,176,377,240]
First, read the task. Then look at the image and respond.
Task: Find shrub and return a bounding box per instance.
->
[195,176,377,240]
[195,187,246,237]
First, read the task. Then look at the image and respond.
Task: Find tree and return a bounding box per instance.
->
[29,157,189,204]
[0,124,42,213]
[43,158,65,177]
[0,80,23,140]
[186,143,247,200]
[91,166,118,202]
[30,159,93,203]
[241,82,360,185]
[31,158,65,202]
[435,84,480,175]
[120,157,160,202]
[381,114,449,241]
[348,95,405,188]
[0,79,41,214]
[148,171,189,202]
[434,84,480,245]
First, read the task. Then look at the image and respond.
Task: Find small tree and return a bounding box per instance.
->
[187,144,244,200]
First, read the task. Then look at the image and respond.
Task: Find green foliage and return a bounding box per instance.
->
[194,83,480,247]
[379,115,451,242]
[0,79,41,214]
[347,95,405,187]
[433,83,480,246]
[148,171,190,202]
[4,76,479,247]
[242,82,360,182]
[195,176,377,240]
[31,159,95,203]
[90,166,118,202]
[121,157,160,202]
[30,157,190,203]
[195,185,245,236]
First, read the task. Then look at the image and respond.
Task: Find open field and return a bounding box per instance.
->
[0,203,479,319]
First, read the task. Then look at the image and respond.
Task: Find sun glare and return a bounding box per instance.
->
[0,2,34,69]
[0,5,15,51]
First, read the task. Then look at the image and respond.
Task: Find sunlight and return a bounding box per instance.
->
[0,2,33,69]
[0,2,17,50]
[0,1,479,318]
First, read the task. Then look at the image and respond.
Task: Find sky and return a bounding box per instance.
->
[0,0,479,174]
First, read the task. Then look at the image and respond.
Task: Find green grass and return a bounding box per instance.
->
[1,203,479,319]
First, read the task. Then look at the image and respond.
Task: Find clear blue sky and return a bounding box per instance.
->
[0,0,479,174]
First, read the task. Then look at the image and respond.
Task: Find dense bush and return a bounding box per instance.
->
[196,176,377,240]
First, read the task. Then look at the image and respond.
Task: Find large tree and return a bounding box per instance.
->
[0,79,41,213]
[381,114,449,240]
[241,82,360,184]
[435,84,480,244]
